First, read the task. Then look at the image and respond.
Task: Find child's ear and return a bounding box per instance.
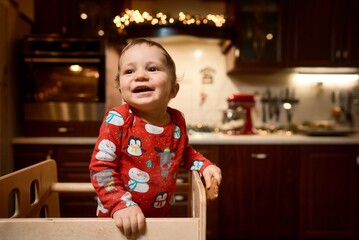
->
[170,83,180,98]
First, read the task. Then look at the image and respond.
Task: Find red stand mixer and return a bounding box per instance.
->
[227,93,256,135]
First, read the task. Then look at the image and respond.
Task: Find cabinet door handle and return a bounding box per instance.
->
[58,127,69,133]
[356,156,359,166]
[235,48,240,58]
[176,178,185,183]
[342,50,348,59]
[46,150,53,159]
[175,195,186,202]
[335,50,341,59]
[251,153,267,159]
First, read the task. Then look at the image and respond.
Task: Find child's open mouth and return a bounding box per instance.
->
[132,86,154,93]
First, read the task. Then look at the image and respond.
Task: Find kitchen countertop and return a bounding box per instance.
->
[12,133,359,145]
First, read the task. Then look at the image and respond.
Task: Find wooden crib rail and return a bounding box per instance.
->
[0,160,207,240]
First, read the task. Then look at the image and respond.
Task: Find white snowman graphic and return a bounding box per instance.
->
[96,197,108,215]
[105,111,124,126]
[95,139,117,161]
[125,168,150,193]
[120,192,137,207]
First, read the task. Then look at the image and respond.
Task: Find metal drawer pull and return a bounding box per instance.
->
[175,195,185,201]
[58,127,69,133]
[46,150,53,160]
[335,50,341,59]
[251,153,267,159]
[176,178,185,183]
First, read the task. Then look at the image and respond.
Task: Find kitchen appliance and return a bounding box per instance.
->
[221,108,246,135]
[225,93,256,135]
[21,35,106,136]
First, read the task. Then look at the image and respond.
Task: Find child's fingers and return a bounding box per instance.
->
[206,177,219,200]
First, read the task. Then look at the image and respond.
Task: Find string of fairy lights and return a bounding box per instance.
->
[113,9,227,33]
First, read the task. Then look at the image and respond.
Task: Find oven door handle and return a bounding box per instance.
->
[24,58,101,63]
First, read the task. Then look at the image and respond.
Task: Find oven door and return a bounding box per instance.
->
[24,57,105,102]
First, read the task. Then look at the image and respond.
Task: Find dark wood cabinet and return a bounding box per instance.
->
[171,144,220,240]
[13,142,359,238]
[13,144,57,169]
[299,145,359,239]
[193,145,220,240]
[226,0,359,72]
[219,144,299,239]
[226,0,289,74]
[13,144,98,217]
[33,0,123,38]
[13,144,94,183]
[219,143,359,239]
[13,143,219,224]
[289,0,359,67]
[34,0,78,35]
[23,121,102,137]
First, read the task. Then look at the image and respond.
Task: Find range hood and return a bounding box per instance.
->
[120,23,234,40]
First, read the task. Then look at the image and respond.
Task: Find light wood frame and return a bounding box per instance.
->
[0,159,206,240]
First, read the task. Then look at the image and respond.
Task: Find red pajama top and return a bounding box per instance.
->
[89,103,213,217]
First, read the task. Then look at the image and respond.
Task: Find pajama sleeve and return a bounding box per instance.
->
[89,108,136,217]
[170,107,214,173]
[182,143,214,174]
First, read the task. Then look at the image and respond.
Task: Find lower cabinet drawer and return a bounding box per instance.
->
[169,192,189,217]
[23,121,101,137]
[59,193,97,217]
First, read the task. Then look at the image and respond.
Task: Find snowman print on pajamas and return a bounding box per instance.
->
[121,192,137,207]
[105,111,124,126]
[125,168,150,193]
[96,197,108,215]
[92,169,116,192]
[95,139,117,161]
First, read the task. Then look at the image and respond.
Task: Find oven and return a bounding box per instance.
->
[22,35,106,136]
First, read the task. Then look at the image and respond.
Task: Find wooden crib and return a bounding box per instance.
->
[0,160,207,240]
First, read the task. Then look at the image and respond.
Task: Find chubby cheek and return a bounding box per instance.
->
[118,80,130,93]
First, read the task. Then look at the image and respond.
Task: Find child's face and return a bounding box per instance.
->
[118,43,179,112]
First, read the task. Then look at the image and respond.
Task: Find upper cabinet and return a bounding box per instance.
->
[226,0,289,74]
[33,0,123,39]
[288,0,359,68]
[34,0,77,36]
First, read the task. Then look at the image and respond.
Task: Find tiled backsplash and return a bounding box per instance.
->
[106,37,359,131]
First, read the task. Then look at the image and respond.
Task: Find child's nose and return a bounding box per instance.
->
[135,69,149,81]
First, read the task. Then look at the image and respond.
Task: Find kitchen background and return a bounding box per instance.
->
[1,0,359,173]
[2,1,359,239]
[108,0,359,130]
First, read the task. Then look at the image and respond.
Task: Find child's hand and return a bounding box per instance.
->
[202,164,222,191]
[113,205,146,238]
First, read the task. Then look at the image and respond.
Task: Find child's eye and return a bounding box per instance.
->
[124,69,134,74]
[148,67,157,72]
